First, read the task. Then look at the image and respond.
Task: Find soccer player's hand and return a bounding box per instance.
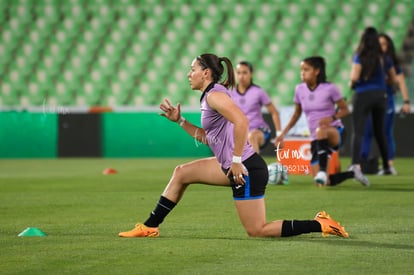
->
[227,163,247,185]
[160,98,181,122]
[400,103,410,114]
[274,135,284,148]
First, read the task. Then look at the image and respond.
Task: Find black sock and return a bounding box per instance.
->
[329,171,354,186]
[144,196,176,228]
[281,220,322,237]
[317,139,329,172]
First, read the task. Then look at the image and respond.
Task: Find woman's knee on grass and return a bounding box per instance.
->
[245,226,266,237]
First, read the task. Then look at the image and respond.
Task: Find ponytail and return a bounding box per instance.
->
[219,57,235,89]
[197,53,235,89]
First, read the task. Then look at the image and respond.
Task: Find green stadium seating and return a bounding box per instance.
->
[383,2,414,49]
[0,0,413,107]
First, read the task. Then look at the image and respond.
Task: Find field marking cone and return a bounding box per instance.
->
[18,227,47,237]
[103,168,117,175]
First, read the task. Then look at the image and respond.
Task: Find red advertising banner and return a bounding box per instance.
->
[276,138,340,175]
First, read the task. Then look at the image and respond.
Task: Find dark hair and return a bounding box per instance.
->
[356,26,382,80]
[197,53,235,89]
[237,61,254,73]
[237,60,254,85]
[302,56,327,84]
[379,32,400,68]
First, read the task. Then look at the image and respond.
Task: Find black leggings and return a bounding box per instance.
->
[352,90,389,169]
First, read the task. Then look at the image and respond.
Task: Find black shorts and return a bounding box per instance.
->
[222,153,268,200]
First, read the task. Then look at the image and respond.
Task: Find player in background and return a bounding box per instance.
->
[275,56,364,187]
[360,32,411,175]
[230,61,282,154]
[349,26,397,180]
[118,53,348,238]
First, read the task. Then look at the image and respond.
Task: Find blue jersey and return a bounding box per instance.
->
[200,83,255,169]
[352,54,393,93]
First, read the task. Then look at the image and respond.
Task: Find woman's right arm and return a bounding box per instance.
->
[159,98,208,144]
[387,66,397,86]
[274,103,302,146]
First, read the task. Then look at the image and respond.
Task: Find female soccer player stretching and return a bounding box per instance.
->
[275,56,366,187]
[118,53,348,238]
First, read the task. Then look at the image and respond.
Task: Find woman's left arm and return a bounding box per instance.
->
[387,66,397,86]
[333,98,350,120]
[319,98,350,126]
[266,103,282,134]
[397,73,411,113]
[207,92,249,182]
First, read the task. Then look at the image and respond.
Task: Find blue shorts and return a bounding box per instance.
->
[258,127,271,149]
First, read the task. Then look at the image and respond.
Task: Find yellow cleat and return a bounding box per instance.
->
[314,211,349,238]
[118,223,159,238]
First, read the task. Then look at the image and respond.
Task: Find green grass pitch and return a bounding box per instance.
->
[1,157,413,274]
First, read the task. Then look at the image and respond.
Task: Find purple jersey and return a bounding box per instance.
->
[294,82,344,139]
[230,84,271,131]
[201,83,256,169]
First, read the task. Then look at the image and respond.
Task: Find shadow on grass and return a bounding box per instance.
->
[325,184,414,192]
[369,186,414,192]
[300,238,414,250]
[168,235,414,251]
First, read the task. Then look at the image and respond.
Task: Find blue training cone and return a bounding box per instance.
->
[18,227,47,237]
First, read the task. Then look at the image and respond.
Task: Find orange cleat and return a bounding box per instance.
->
[118,223,159,238]
[314,211,349,238]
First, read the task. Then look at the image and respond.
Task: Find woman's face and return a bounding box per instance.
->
[379,36,388,53]
[236,64,253,87]
[188,58,207,90]
[300,61,319,84]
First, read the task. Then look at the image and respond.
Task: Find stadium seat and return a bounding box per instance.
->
[79,77,104,106]
[0,1,8,24]
[362,2,388,27]
[34,2,60,24]
[106,76,135,106]
[25,76,49,106]
[95,49,120,77]
[52,79,76,106]
[72,38,98,66]
[0,79,20,106]
[0,30,17,61]
[134,80,161,106]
